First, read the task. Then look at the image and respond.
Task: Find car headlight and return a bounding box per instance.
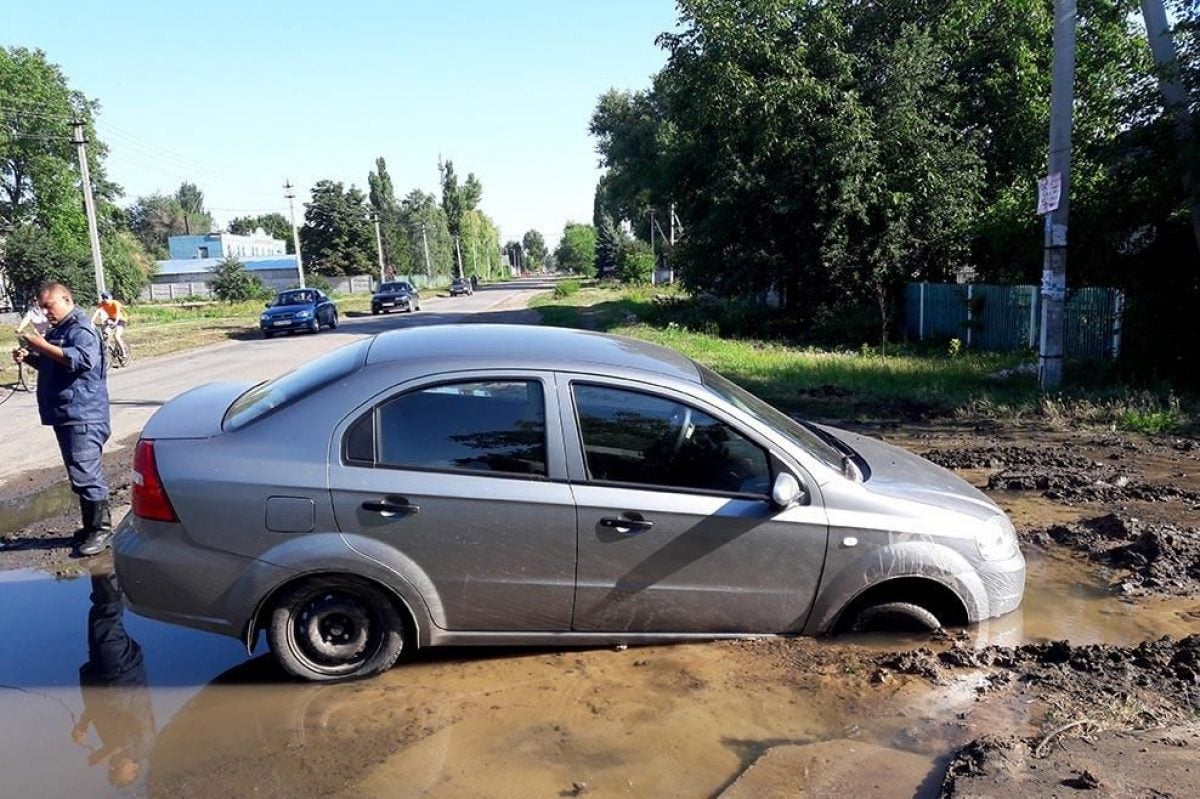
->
[976,515,1018,561]
[260,314,270,321]
[295,310,311,319]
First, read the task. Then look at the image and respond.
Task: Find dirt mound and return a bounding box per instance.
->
[1028,513,1200,596]
[881,636,1200,719]
[939,726,1200,798]
[921,445,1095,471]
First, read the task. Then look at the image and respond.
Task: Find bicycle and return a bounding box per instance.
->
[101,322,130,369]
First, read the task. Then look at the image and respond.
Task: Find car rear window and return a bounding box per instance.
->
[223,339,368,431]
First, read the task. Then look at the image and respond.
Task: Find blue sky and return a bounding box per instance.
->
[2,1,679,246]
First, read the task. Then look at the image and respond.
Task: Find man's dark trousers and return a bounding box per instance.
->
[53,422,111,502]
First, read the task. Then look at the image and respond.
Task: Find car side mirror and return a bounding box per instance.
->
[264,302,271,308]
[771,471,807,509]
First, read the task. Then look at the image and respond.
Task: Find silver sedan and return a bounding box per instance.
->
[114,325,1025,681]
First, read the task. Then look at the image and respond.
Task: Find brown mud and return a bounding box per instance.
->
[3,422,1199,796]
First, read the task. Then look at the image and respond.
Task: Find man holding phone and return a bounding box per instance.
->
[11,281,113,556]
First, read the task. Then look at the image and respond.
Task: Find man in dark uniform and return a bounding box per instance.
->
[11,281,113,556]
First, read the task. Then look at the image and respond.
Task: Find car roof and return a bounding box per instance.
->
[364,324,702,383]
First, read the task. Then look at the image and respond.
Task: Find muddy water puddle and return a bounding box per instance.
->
[1,549,1194,798]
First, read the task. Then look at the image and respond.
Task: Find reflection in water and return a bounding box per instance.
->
[74,569,155,789]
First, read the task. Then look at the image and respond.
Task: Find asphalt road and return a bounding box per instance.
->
[0,277,555,490]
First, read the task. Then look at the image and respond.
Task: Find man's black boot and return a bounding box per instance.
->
[73,496,91,544]
[77,500,114,557]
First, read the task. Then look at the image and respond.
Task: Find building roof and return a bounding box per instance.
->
[154,255,299,276]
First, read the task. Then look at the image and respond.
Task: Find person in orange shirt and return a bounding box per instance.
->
[90,292,128,361]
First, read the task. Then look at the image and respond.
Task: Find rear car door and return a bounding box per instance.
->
[329,372,577,631]
[560,377,829,634]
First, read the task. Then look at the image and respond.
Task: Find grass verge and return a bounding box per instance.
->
[532,286,1195,432]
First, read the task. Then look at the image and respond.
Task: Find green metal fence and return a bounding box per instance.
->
[904,283,1123,359]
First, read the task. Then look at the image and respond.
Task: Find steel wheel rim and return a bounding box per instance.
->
[289,589,382,676]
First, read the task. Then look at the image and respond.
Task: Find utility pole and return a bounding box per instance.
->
[1141,0,1200,254]
[283,179,306,288]
[1038,0,1077,390]
[420,223,432,278]
[72,121,105,298]
[371,213,386,287]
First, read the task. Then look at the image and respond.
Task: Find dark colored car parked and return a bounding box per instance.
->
[371,281,421,314]
[449,277,473,296]
[259,289,338,338]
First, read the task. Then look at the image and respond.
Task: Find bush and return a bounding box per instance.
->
[553,280,581,299]
[210,257,270,302]
[617,239,654,284]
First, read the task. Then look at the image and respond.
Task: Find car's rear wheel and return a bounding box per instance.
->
[328,311,339,329]
[850,601,942,633]
[268,576,407,681]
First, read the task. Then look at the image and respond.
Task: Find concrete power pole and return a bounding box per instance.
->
[71,121,105,298]
[1141,0,1200,254]
[1038,0,1077,390]
[371,213,386,287]
[420,223,432,279]
[283,179,307,289]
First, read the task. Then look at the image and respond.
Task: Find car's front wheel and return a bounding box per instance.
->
[268,576,408,681]
[328,311,339,329]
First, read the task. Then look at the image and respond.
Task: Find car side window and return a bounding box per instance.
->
[365,380,547,476]
[572,384,771,495]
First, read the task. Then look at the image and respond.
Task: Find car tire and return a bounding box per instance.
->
[329,311,339,329]
[850,601,942,633]
[371,308,379,315]
[263,331,274,339]
[309,319,320,333]
[268,576,408,682]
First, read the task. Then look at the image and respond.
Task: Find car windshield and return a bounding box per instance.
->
[224,340,368,431]
[275,291,313,306]
[698,364,843,472]
[380,283,409,293]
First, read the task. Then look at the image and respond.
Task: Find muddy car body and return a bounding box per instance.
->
[114,325,1025,681]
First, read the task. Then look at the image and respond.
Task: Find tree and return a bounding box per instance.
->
[174,182,213,234]
[367,157,407,272]
[399,189,454,279]
[227,212,293,252]
[617,238,654,284]
[594,213,619,278]
[100,229,153,302]
[299,180,374,276]
[210,256,269,302]
[462,209,502,280]
[1,223,90,305]
[504,240,524,271]
[522,230,547,268]
[439,159,483,278]
[554,223,597,274]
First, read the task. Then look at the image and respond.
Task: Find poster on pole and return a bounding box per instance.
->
[1037,172,1062,215]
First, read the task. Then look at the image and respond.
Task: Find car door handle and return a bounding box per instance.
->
[362,499,420,517]
[599,516,654,534]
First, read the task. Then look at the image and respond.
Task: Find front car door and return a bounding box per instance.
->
[328,372,577,631]
[561,376,830,634]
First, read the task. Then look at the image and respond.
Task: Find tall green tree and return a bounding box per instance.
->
[439,159,483,278]
[399,189,454,279]
[299,180,374,276]
[594,213,620,278]
[522,229,547,268]
[367,156,407,272]
[555,223,597,274]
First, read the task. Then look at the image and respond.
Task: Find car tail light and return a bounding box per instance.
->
[132,439,178,522]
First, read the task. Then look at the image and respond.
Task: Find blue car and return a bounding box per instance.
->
[260,289,338,338]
